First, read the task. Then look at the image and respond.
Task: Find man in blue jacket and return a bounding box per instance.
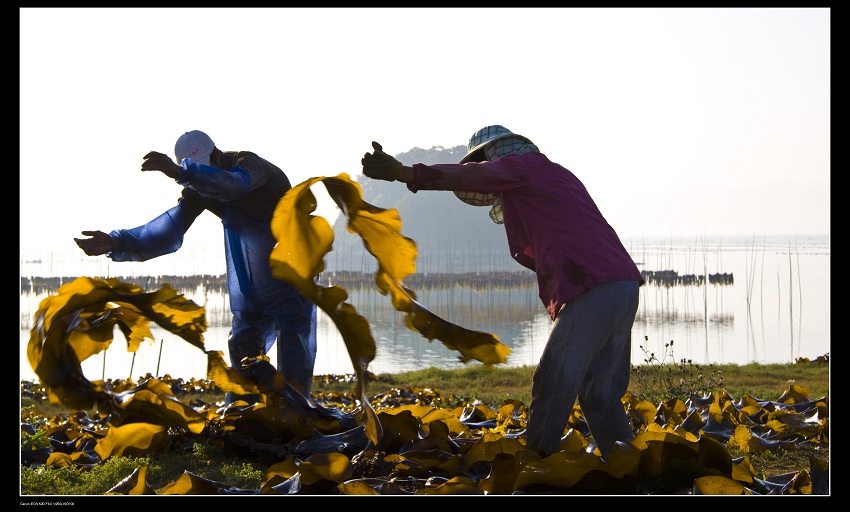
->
[75,130,318,403]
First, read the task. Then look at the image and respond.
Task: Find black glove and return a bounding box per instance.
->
[362,141,403,181]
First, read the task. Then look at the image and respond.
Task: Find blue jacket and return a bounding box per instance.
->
[107,151,316,359]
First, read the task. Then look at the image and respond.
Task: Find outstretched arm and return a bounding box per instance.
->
[73,205,189,262]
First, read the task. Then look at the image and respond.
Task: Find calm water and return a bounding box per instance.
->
[20,234,830,382]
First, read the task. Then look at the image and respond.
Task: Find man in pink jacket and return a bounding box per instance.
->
[361,125,645,459]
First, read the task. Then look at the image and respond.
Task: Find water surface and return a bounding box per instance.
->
[20,234,830,382]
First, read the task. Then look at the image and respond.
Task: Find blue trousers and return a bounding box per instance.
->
[222,210,318,405]
[526,280,640,458]
[227,291,318,397]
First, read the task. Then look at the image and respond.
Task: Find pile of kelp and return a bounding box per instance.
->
[21,375,828,495]
[22,174,828,495]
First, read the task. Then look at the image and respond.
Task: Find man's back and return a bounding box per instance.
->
[218,150,292,223]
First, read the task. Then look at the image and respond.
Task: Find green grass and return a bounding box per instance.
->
[318,360,829,406]
[21,456,150,495]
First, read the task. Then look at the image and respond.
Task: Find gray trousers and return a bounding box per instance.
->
[526,280,640,458]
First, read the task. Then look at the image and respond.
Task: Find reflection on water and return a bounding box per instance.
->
[20,235,830,382]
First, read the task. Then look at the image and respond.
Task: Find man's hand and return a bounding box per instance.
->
[361,141,403,181]
[141,151,183,180]
[74,230,114,256]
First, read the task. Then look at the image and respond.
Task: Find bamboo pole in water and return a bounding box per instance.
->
[702,236,708,354]
[745,235,757,357]
[777,271,781,334]
[795,237,803,353]
[757,238,766,358]
[156,339,164,377]
[788,245,794,360]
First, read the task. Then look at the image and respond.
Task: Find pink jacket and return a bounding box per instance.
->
[408,152,645,320]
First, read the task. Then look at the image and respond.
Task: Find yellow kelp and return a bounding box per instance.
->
[269,174,511,445]
[27,277,207,411]
[269,174,510,375]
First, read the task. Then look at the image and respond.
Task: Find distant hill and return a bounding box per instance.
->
[325,146,519,274]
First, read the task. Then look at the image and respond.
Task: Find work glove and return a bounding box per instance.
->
[74,230,115,256]
[141,151,183,180]
[362,141,403,181]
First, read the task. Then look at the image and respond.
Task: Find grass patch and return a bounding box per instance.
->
[313,360,828,407]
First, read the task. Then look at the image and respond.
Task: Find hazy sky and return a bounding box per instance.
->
[20,8,830,255]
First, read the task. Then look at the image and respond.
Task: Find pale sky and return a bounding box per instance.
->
[20,8,830,255]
